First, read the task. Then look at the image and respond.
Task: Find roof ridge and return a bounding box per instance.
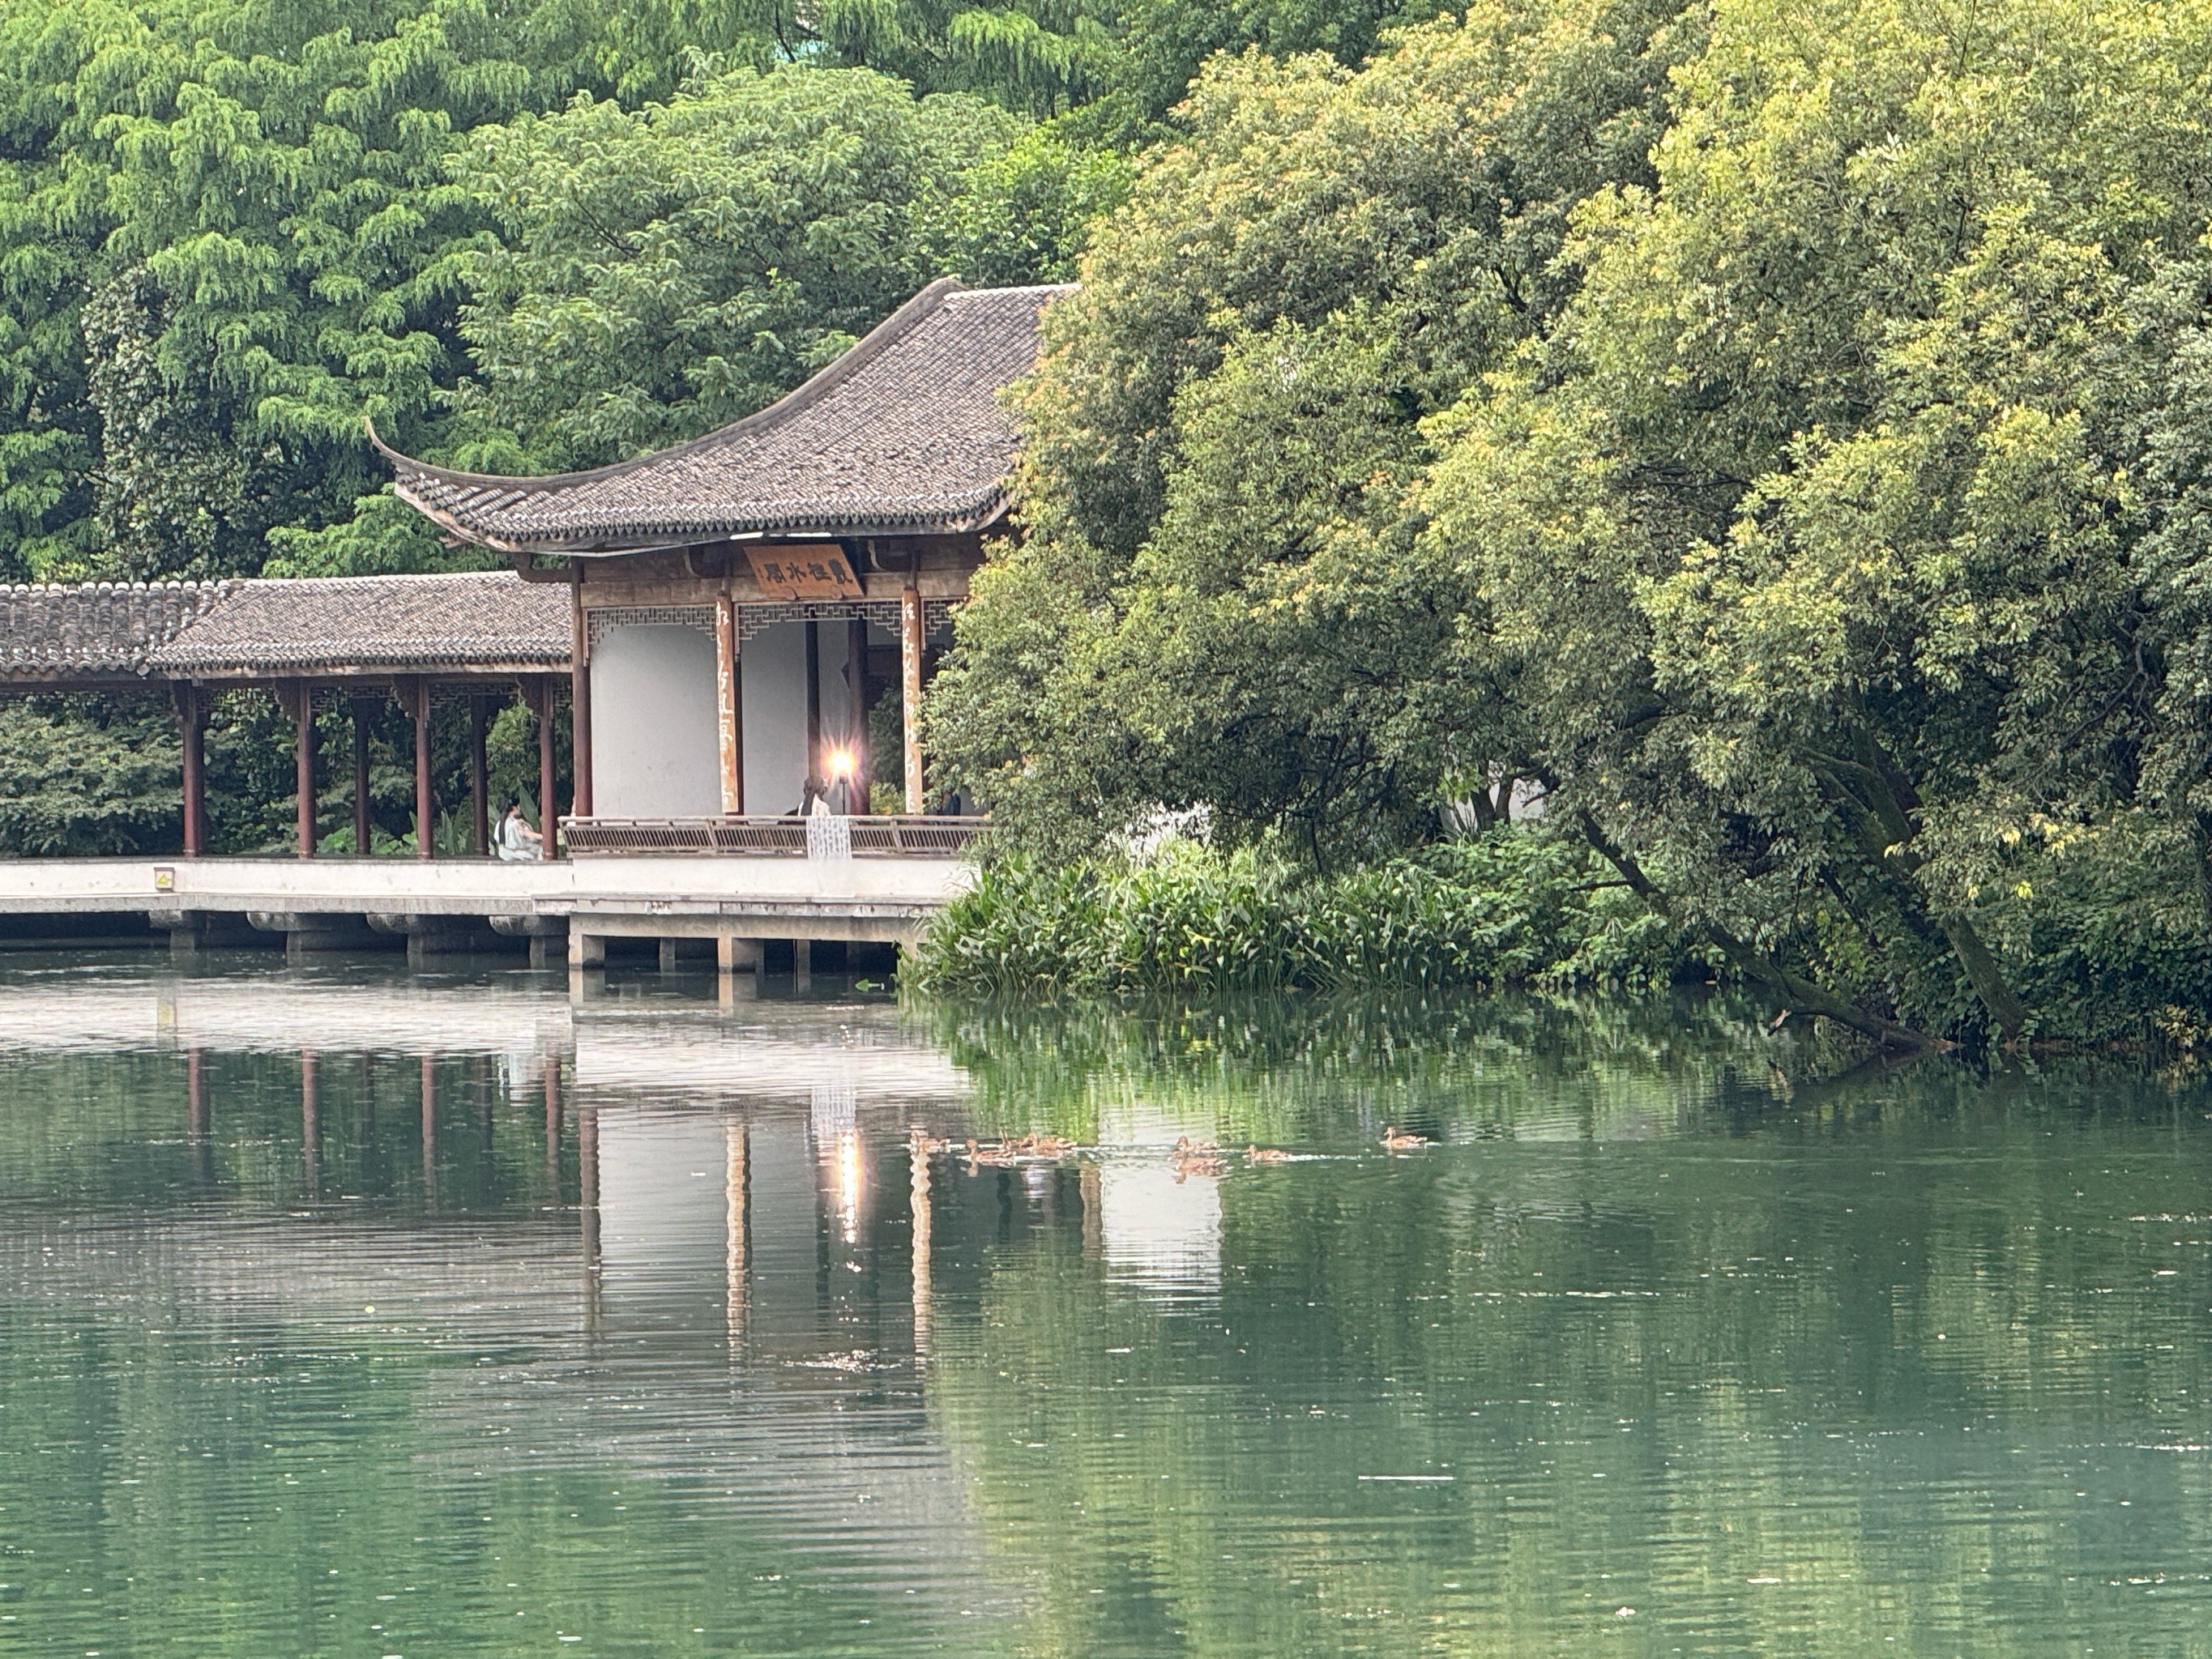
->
[2,578,236,594]
[370,277,971,497]
[229,569,522,588]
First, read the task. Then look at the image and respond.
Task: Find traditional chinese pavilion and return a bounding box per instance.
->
[375,278,1070,837]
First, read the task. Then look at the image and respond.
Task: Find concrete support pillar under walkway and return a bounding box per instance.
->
[249,911,379,956]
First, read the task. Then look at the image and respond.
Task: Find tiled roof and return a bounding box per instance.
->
[375,279,1070,552]
[0,581,236,679]
[147,572,571,676]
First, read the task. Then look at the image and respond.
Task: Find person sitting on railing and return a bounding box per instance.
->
[496,799,543,862]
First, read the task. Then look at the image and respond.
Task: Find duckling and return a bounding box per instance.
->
[908,1131,950,1157]
[1172,1135,1220,1158]
[1245,1145,1291,1165]
[1380,1126,1430,1152]
[1175,1155,1228,1181]
[1024,1134,1078,1159]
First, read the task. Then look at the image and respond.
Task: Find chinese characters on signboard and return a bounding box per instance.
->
[743,546,865,600]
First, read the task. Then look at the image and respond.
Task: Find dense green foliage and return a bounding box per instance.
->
[446,66,1105,475]
[0,0,1422,586]
[0,0,1404,855]
[931,0,2212,1045]
[908,830,1698,996]
[6,0,2212,1050]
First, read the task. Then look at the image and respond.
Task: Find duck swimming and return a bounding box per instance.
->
[1380,1126,1430,1152]
[1245,1145,1291,1165]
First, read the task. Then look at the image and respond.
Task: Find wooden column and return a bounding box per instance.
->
[468,692,489,857]
[395,677,434,859]
[535,676,561,857]
[847,614,871,812]
[173,684,207,857]
[804,617,822,784]
[901,578,925,812]
[351,696,376,855]
[716,595,744,814]
[279,680,317,859]
[570,577,594,819]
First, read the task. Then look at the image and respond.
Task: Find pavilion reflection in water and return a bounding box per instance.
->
[0,962,1232,1354]
[0,966,1228,1307]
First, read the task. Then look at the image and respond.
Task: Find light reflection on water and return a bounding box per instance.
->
[0,957,2210,1655]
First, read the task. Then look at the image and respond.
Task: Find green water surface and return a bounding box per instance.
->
[1,958,2209,1657]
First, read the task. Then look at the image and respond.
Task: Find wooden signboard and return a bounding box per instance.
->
[744,545,865,600]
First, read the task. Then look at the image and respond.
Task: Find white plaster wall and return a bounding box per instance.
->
[741,621,809,815]
[591,624,720,818]
[740,621,857,814]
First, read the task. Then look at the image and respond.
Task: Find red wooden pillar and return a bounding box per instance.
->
[350,695,376,855]
[847,614,870,812]
[804,617,823,791]
[468,691,489,857]
[534,676,561,857]
[276,680,317,859]
[900,578,925,812]
[570,574,594,819]
[716,596,744,815]
[173,683,207,856]
[396,677,434,859]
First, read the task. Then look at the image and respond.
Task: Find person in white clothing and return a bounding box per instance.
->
[496,800,543,861]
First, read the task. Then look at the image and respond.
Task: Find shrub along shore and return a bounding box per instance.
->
[909,833,1702,1000]
[907,830,2212,1052]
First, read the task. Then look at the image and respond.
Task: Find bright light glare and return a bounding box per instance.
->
[835,1130,864,1243]
[826,746,856,780]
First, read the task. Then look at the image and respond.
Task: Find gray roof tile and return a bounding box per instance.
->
[377,279,1069,552]
[147,572,570,676]
[0,581,237,679]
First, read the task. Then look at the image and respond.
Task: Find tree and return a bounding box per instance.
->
[1425,0,2212,1039]
[443,63,1103,474]
[929,0,1697,859]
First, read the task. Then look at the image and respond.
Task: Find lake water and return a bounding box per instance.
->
[2,957,2210,1657]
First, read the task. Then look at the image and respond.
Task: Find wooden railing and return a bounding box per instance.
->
[561,814,988,857]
